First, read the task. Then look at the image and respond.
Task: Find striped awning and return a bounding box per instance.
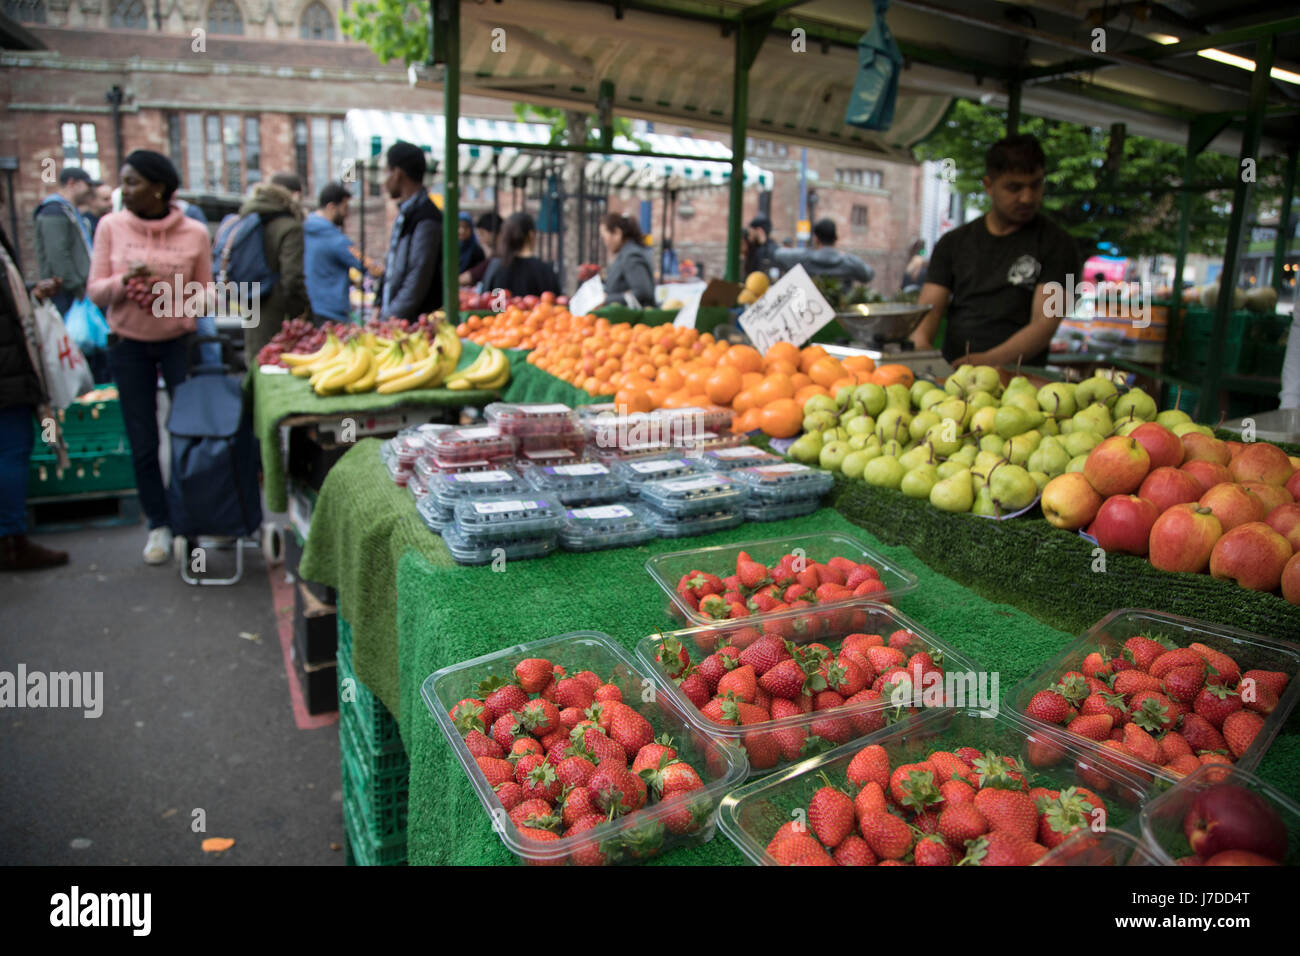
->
[343,110,775,194]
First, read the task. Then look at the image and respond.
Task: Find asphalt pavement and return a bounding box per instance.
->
[0,519,344,865]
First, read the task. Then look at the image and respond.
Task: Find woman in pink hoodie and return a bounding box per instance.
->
[88,150,212,565]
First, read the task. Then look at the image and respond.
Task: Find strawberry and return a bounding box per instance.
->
[814,582,853,605]
[1241,669,1289,697]
[888,628,920,651]
[660,790,711,835]
[603,703,654,756]
[768,832,831,866]
[1113,669,1164,696]
[970,751,1028,790]
[809,710,853,745]
[630,737,678,775]
[539,730,568,753]
[1243,682,1279,716]
[589,761,647,815]
[742,729,781,769]
[1158,731,1193,760]
[1178,713,1227,754]
[561,786,598,828]
[726,603,750,619]
[858,810,913,860]
[483,683,529,723]
[955,747,982,767]
[854,780,888,819]
[973,788,1038,840]
[695,650,735,691]
[1122,635,1166,672]
[1198,752,1233,768]
[1188,643,1241,686]
[717,664,758,702]
[794,566,820,589]
[646,758,704,800]
[739,635,790,676]
[959,831,1036,866]
[509,798,560,830]
[721,698,770,726]
[517,828,562,856]
[563,814,609,866]
[853,578,888,599]
[1127,691,1174,732]
[594,683,622,703]
[1222,710,1263,759]
[737,557,770,590]
[832,834,877,866]
[1025,689,1072,725]
[809,774,856,848]
[555,754,596,790]
[845,689,886,736]
[698,593,729,619]
[938,802,988,850]
[538,678,559,703]
[449,698,490,735]
[822,655,868,697]
[783,583,815,603]
[514,751,546,784]
[1066,714,1114,741]
[914,834,953,866]
[464,729,504,759]
[940,779,976,805]
[517,698,560,736]
[1192,683,1242,728]
[847,744,892,789]
[810,561,845,586]
[700,698,729,724]
[1081,650,1113,679]
[1165,754,1203,776]
[759,658,809,699]
[573,727,626,766]
[559,706,585,730]
[476,755,515,788]
[886,761,938,808]
[866,645,907,675]
[1149,648,1204,679]
[1080,691,1127,725]
[1121,723,1160,764]
[494,781,523,811]
[573,670,603,693]
[1026,731,1068,768]
[676,570,723,604]
[514,658,554,694]
[1163,664,1207,703]
[927,751,974,785]
[843,566,875,590]
[491,713,524,752]
[521,761,562,803]
[552,676,595,710]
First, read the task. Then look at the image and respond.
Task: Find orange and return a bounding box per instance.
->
[705,365,744,405]
[829,377,857,395]
[753,373,795,406]
[799,344,830,374]
[740,371,764,390]
[765,341,801,367]
[722,344,763,374]
[732,388,759,414]
[789,372,812,392]
[841,354,876,375]
[615,385,653,414]
[808,356,846,388]
[759,399,803,438]
[655,366,685,391]
[684,365,713,395]
[685,394,712,409]
[765,358,799,377]
[872,363,915,388]
[794,384,830,404]
[731,407,762,434]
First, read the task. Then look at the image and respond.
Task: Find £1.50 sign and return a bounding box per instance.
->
[737,264,835,355]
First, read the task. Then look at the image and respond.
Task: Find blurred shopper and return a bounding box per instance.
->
[377,141,442,321]
[304,180,362,324]
[902,239,927,292]
[481,212,560,298]
[87,150,212,565]
[743,215,778,278]
[461,212,501,287]
[237,174,308,358]
[34,166,94,316]
[600,213,655,307]
[81,180,114,238]
[457,212,485,283]
[0,218,69,571]
[773,218,873,284]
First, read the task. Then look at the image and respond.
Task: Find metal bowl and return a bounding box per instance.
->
[834,303,929,345]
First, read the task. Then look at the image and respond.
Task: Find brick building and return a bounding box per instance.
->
[2,0,923,294]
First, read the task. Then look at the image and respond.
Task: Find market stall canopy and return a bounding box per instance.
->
[344,110,775,194]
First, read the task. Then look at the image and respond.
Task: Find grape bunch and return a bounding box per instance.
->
[125,274,163,310]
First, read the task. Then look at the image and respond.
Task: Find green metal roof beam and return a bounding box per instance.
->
[741,0,816,21]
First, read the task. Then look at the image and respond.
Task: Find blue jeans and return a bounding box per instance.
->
[0,405,35,535]
[108,335,189,530]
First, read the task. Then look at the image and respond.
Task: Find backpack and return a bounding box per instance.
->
[212,211,290,304]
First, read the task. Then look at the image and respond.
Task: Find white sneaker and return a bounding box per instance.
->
[144,527,173,565]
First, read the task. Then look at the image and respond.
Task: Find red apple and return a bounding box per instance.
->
[1266,503,1300,552]
[1149,503,1222,573]
[1181,459,1233,495]
[1181,432,1231,466]
[1283,552,1300,605]
[1083,436,1151,497]
[1041,472,1103,530]
[1224,440,1247,459]
[1137,466,1203,513]
[1184,783,1288,862]
[1240,480,1293,515]
[1204,850,1281,865]
[1228,442,1294,487]
[1287,470,1300,500]
[1130,422,1185,470]
[1198,482,1267,532]
[1089,494,1159,556]
[1209,521,1293,591]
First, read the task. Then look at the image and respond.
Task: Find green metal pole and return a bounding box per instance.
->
[1168,125,1198,368]
[1006,76,1022,137]
[1273,141,1298,295]
[1196,35,1274,423]
[441,0,460,318]
[726,25,751,283]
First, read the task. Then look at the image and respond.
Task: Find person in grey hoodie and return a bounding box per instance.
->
[33,166,94,316]
[600,213,655,308]
[774,218,874,285]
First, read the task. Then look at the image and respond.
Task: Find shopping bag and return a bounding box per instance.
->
[64,296,109,353]
[32,297,94,408]
[845,0,902,132]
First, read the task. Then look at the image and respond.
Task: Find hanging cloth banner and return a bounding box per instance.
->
[845,0,903,132]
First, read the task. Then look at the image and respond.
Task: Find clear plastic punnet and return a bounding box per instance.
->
[514,429,588,457]
[593,438,679,463]
[441,524,558,565]
[643,508,744,538]
[451,494,566,543]
[696,445,784,471]
[523,461,627,504]
[610,456,702,496]
[637,473,748,517]
[653,405,735,438]
[407,471,429,500]
[672,430,748,454]
[426,424,517,463]
[559,502,657,552]
[428,466,531,511]
[515,446,586,469]
[742,497,821,522]
[485,402,579,436]
[385,454,410,486]
[416,494,454,532]
[730,462,835,503]
[415,454,513,482]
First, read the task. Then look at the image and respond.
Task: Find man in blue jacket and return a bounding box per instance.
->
[304,181,362,324]
[376,141,442,321]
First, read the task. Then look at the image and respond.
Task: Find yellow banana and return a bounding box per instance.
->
[284,333,341,369]
[308,348,352,387]
[346,350,380,393]
[464,346,507,385]
[314,345,368,394]
[376,355,440,394]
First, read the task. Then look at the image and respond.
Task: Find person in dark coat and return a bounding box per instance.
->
[480,212,560,298]
[600,213,655,308]
[376,141,443,320]
[743,214,778,278]
[461,212,500,288]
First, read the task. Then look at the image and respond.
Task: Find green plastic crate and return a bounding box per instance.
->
[1240,313,1290,378]
[34,398,128,455]
[27,449,135,498]
[342,781,406,866]
[337,619,404,754]
[341,716,409,843]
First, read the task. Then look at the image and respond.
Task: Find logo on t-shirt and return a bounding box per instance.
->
[1006,255,1042,289]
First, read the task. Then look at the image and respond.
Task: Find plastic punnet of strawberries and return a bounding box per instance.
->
[767,742,1112,866]
[674,550,890,621]
[1021,634,1289,779]
[449,655,717,865]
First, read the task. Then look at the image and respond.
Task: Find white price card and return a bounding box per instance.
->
[452,471,514,483]
[570,505,634,520]
[737,263,835,354]
[755,463,811,475]
[630,458,689,474]
[659,476,726,492]
[568,275,605,317]
[668,281,708,329]
[550,463,608,476]
[711,446,768,459]
[519,404,572,414]
[473,499,540,514]
[455,426,500,439]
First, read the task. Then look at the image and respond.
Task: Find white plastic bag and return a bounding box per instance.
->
[32,297,94,408]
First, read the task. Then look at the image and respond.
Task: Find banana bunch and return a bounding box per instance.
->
[444,343,510,391]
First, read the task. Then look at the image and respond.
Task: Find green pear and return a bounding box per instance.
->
[803,410,838,433]
[1066,453,1088,474]
[864,455,905,489]
[1063,430,1102,457]
[880,439,905,459]
[1037,382,1078,418]
[804,393,838,416]
[1041,417,1061,436]
[994,406,1032,439]
[788,431,823,464]
[926,422,964,457]
[1027,440,1070,476]
[1173,422,1215,438]
[1029,470,1050,492]
[950,365,977,388]
[1059,419,1076,435]
[970,405,998,436]
[825,427,853,443]
[841,449,875,479]
[819,440,852,472]
[853,384,887,416]
[967,390,998,412]
[1075,375,1118,408]
[901,464,940,499]
[971,365,1002,395]
[910,379,938,407]
[950,444,978,466]
[835,385,855,407]
[848,434,872,451]
[944,377,965,396]
[1156,409,1192,429]
[1003,389,1041,415]
[899,443,934,471]
[979,434,1006,455]
[839,406,862,425]
[1004,430,1041,466]
[909,410,941,443]
[930,468,974,512]
[989,463,1038,511]
[918,388,948,412]
[935,398,970,427]
[1114,387,1157,422]
[1115,420,1144,437]
[1072,404,1113,437]
[875,408,912,444]
[972,485,999,517]
[1005,374,1033,391]
[845,414,875,437]
[885,384,912,409]
[936,459,968,480]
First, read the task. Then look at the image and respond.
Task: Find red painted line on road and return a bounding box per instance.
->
[268,562,337,731]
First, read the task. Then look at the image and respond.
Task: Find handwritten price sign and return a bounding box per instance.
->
[737,264,835,354]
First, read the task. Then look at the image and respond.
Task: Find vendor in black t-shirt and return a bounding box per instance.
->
[480,211,561,298]
[910,134,1081,369]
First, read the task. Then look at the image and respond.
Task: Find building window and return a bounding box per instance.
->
[110,0,148,28]
[850,204,868,231]
[300,116,347,195]
[180,113,259,193]
[2,0,46,23]
[300,1,335,40]
[836,168,882,189]
[293,119,310,189]
[167,114,183,170]
[60,122,100,179]
[207,0,243,35]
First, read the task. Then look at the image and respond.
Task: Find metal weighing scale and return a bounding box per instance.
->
[828,304,953,382]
